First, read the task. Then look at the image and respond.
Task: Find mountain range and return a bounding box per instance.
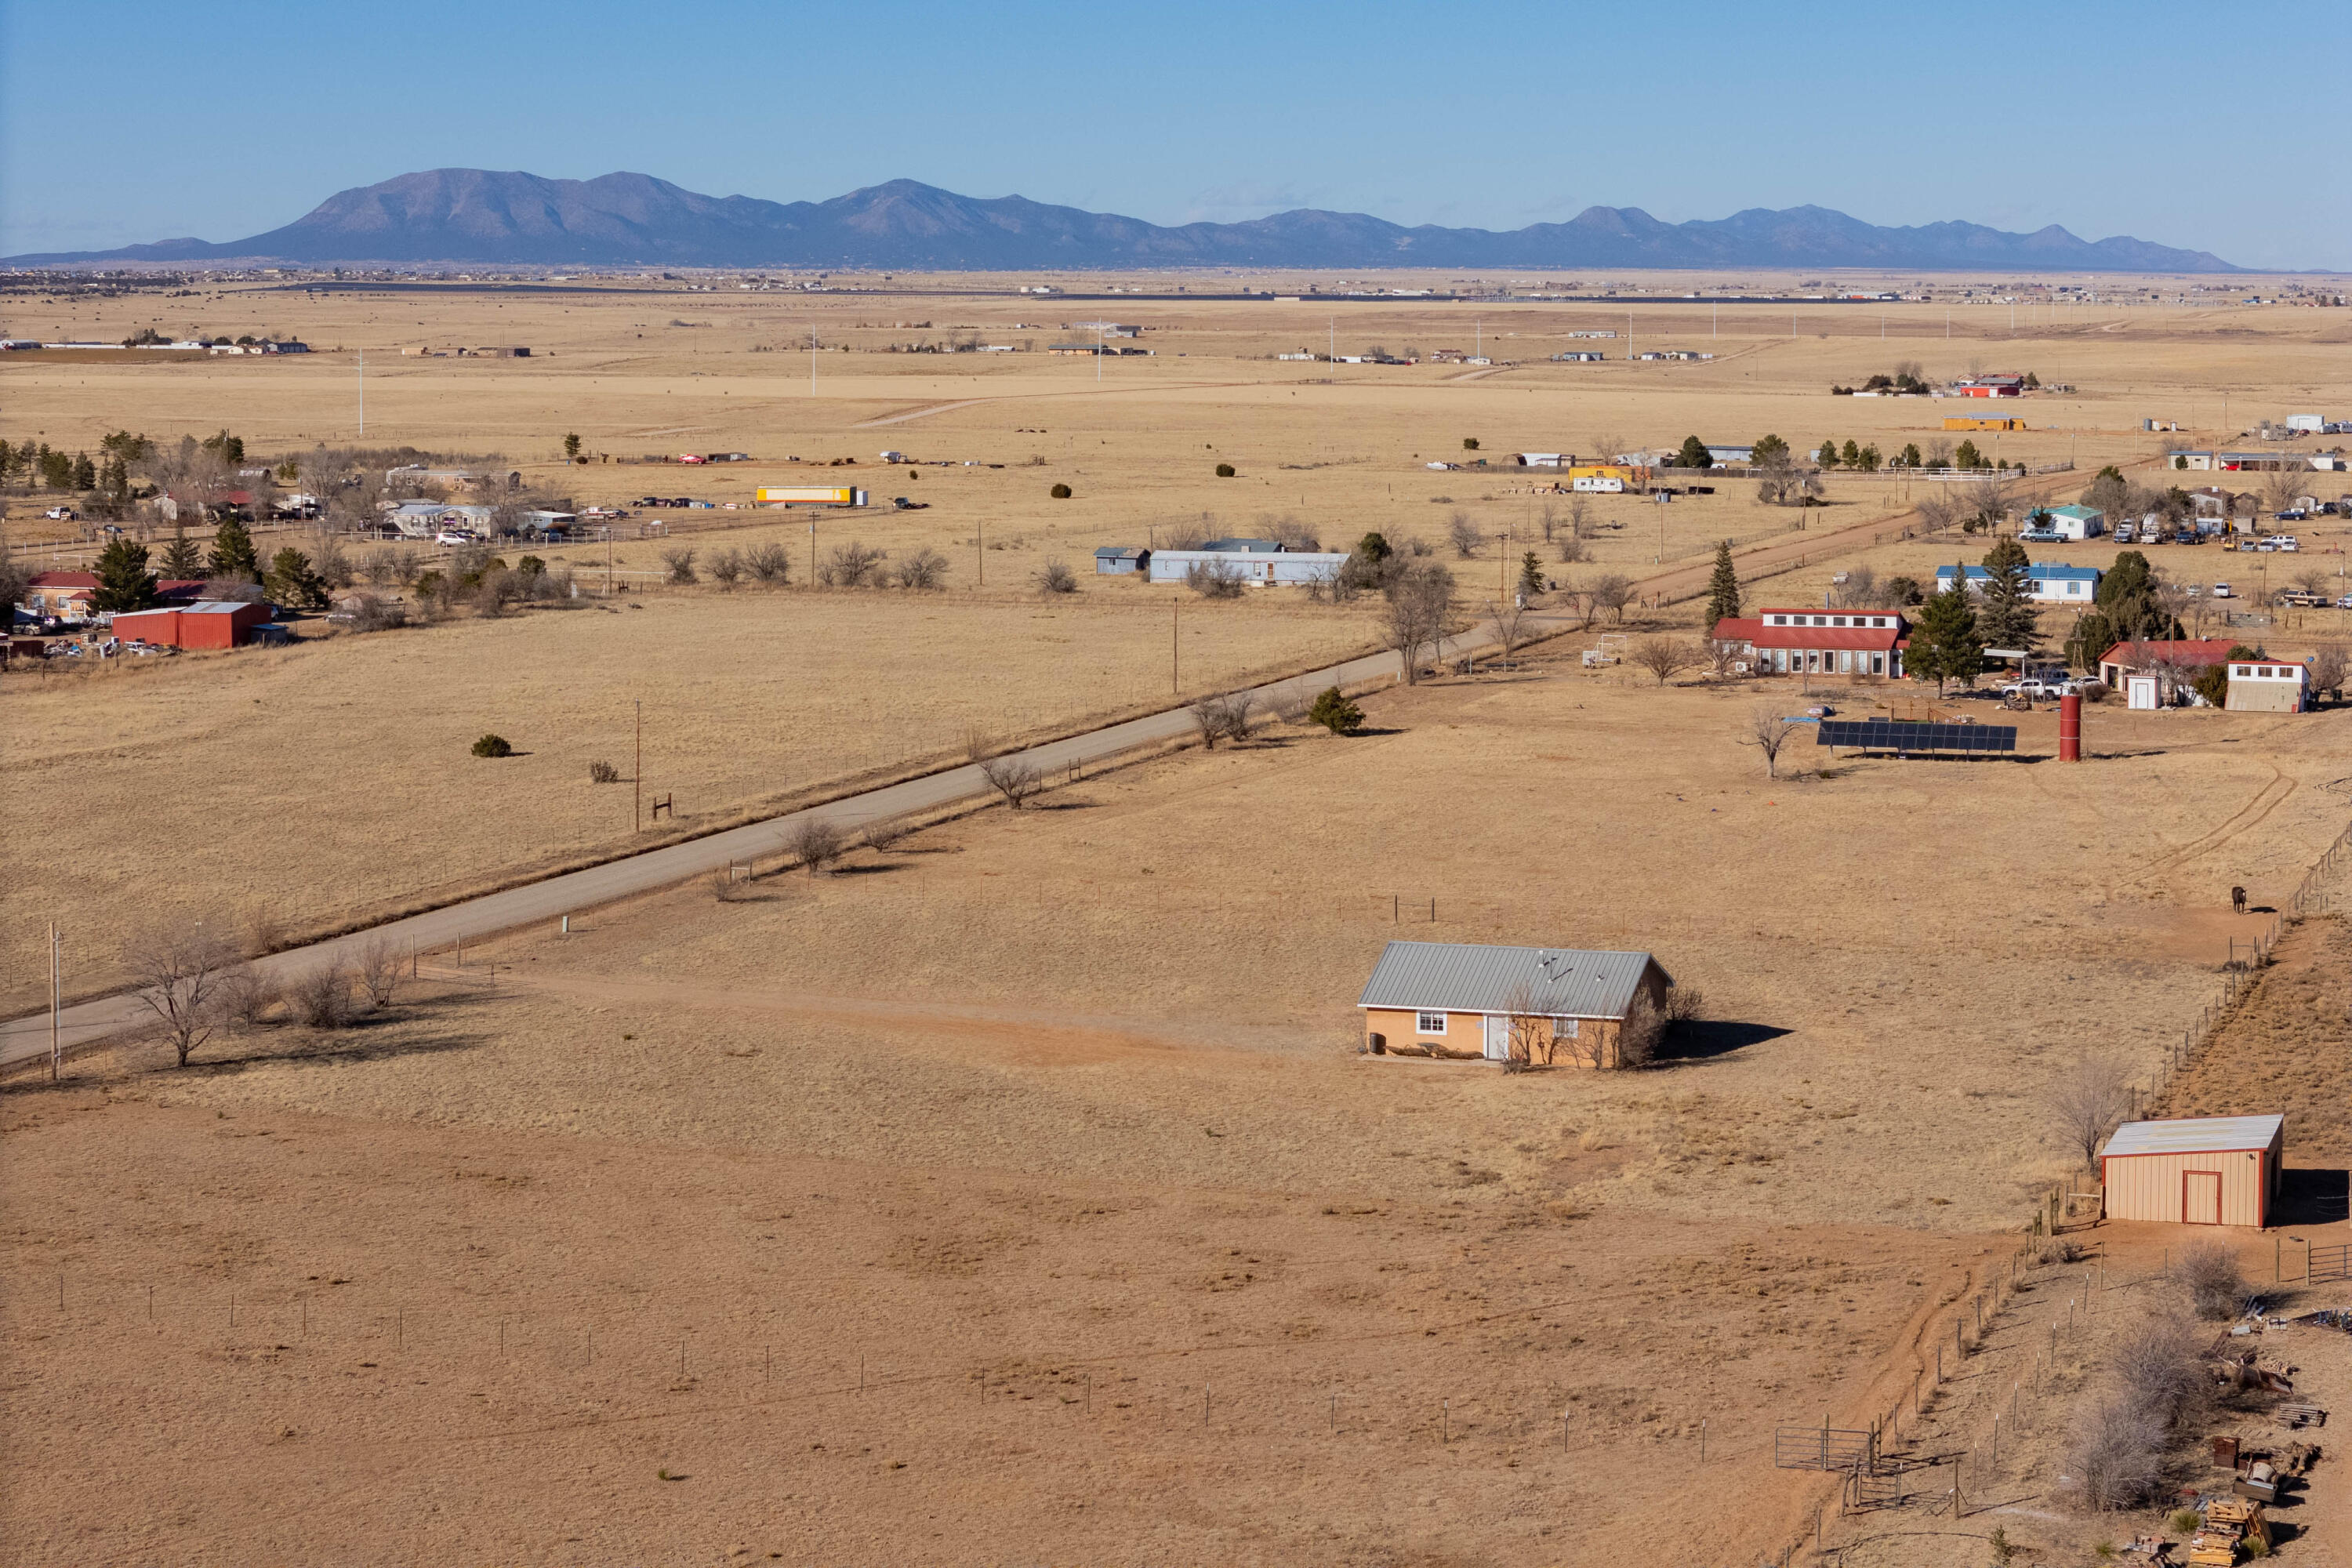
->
[5,169,2243,273]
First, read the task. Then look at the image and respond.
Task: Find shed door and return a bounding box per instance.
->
[2183,1170,2222,1225]
[1483,1015,1510,1061]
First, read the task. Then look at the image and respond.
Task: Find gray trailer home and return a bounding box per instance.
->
[1094,546,1151,575]
[1146,550,1349,586]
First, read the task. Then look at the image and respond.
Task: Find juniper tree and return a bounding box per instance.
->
[209,516,261,581]
[158,527,203,579]
[1976,536,2039,657]
[1704,539,1742,626]
[1907,567,1985,692]
[90,537,159,613]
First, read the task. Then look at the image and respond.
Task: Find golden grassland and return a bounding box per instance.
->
[3,276,2350,1563]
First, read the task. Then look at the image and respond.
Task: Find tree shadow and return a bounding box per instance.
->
[828,862,912,876]
[185,1022,493,1073]
[2278,1168,2348,1227]
[1029,798,1102,812]
[1658,1020,1792,1063]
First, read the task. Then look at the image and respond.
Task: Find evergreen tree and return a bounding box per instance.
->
[208,517,262,581]
[1976,537,2039,657]
[0,438,13,485]
[1955,440,1983,470]
[158,526,203,579]
[90,538,159,613]
[1899,442,1922,469]
[562,432,583,460]
[1675,434,1711,469]
[264,546,331,610]
[1817,438,1841,469]
[71,452,96,490]
[1751,434,1790,466]
[1907,566,1984,692]
[1704,539,1742,626]
[1355,532,1392,563]
[1518,550,1544,597]
[1841,439,1862,468]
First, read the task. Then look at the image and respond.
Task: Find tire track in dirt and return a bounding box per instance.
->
[852,378,1260,426]
[2135,766,2295,883]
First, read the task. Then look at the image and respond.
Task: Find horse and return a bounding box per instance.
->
[2231,885,2248,915]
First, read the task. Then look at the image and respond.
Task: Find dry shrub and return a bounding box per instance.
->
[745,543,792,585]
[2049,1056,2133,1167]
[1617,993,1663,1068]
[289,963,354,1029]
[707,546,745,588]
[2063,1391,2169,1512]
[659,546,698,585]
[861,815,911,852]
[2036,1237,2086,1265]
[215,964,280,1030]
[2107,1319,2205,1431]
[588,759,620,784]
[819,542,884,587]
[1663,985,1704,1023]
[2176,1241,2249,1320]
[892,548,949,590]
[1033,561,1077,594]
[781,815,847,874]
[1185,558,1247,598]
[708,866,754,902]
[1630,635,1698,684]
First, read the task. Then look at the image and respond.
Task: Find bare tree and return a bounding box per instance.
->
[1616,992,1664,1068]
[861,815,912,852]
[1381,562,1455,684]
[1630,635,1697,685]
[1566,492,1595,539]
[358,937,401,1008]
[978,753,1043,808]
[1537,501,1559,543]
[659,546,699,585]
[214,964,279,1032]
[893,548,949,590]
[1741,709,1798,779]
[1555,533,1590,564]
[1185,558,1247,598]
[127,931,234,1067]
[2048,1056,2134,1167]
[1588,572,1635,623]
[2309,644,2347,702]
[2261,463,2307,514]
[1705,638,1747,680]
[1190,691,1257,748]
[1915,490,1962,534]
[706,546,745,588]
[1446,511,1483,558]
[781,815,848,873]
[1033,561,1077,594]
[1489,598,1535,661]
[1501,981,1557,1068]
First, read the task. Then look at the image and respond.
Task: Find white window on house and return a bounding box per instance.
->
[1416,1011,1446,1035]
[1769,615,1787,625]
[2234,666,2249,677]
[1557,1018,1580,1038]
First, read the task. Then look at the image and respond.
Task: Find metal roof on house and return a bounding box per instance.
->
[2100,1114,2283,1160]
[1357,941,1666,1019]
[1094,546,1148,560]
[2045,504,2103,521]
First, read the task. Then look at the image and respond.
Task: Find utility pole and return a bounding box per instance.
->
[634,700,642,833]
[976,518,983,586]
[1098,319,1104,383]
[49,923,61,1083]
[358,348,364,436]
[810,321,816,396]
[1171,602,1178,695]
[809,517,817,586]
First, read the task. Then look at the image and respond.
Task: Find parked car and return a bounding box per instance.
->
[2212,583,2233,599]
[44,505,78,520]
[435,528,477,546]
[2018,528,2062,543]
[2270,535,2299,552]
[2336,593,2352,610]
[891,496,930,510]
[2111,523,2136,544]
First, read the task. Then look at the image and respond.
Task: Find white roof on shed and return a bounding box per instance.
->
[1357,941,1665,1019]
[2101,1114,2283,1159]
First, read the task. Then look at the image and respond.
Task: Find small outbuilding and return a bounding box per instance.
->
[1094,546,1150,575]
[2100,1114,2284,1228]
[111,600,274,650]
[1357,940,1671,1066]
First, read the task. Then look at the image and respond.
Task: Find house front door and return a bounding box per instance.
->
[2184,1170,2222,1225]
[1483,1015,1510,1061]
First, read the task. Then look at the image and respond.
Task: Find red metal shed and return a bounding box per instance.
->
[112,600,272,649]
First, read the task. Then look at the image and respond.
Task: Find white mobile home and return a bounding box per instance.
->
[1145,550,1349,586]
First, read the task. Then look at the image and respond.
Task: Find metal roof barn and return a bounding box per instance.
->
[2100,1114,2284,1229]
[1357,941,1668,1020]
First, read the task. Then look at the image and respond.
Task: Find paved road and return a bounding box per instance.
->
[0,615,1539,1070]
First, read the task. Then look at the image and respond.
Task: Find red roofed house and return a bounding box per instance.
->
[15,572,208,620]
[1955,374,2026,397]
[2096,638,2236,704]
[1712,606,1909,679]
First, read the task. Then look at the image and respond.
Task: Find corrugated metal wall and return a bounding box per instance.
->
[2105,1149,2268,1226]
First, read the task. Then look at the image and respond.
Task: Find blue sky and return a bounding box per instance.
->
[5,0,2347,269]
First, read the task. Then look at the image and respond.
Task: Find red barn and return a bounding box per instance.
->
[111,600,273,649]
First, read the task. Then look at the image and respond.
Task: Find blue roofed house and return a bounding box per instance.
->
[1934,561,2102,605]
[1357,940,1672,1067]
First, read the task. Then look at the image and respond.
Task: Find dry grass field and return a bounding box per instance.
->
[8,637,2349,1564]
[5,274,2350,1565]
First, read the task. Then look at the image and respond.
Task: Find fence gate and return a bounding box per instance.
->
[1774,1425,1875,1472]
[2312,1244,2351,1285]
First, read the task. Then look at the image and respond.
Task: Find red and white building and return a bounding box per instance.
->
[1954,374,2026,397]
[1711,607,1908,679]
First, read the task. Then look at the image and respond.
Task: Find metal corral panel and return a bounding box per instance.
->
[1357,941,1665,1019]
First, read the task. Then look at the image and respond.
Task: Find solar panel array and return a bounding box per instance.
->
[1815,719,2018,754]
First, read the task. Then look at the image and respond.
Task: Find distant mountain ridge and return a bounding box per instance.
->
[5,169,2243,273]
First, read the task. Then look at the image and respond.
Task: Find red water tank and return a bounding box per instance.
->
[2059,692,2082,761]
